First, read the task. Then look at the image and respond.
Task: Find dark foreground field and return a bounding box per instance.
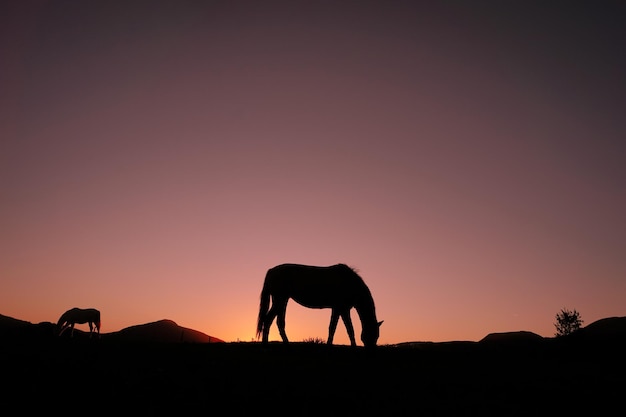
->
[2,332,625,415]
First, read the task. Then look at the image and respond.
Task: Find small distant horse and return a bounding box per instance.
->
[57,307,101,338]
[256,263,383,347]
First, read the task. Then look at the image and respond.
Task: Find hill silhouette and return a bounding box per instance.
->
[109,319,224,343]
[479,330,544,344]
[0,313,224,343]
[0,313,30,329]
[4,312,626,347]
[390,317,626,352]
[2,313,624,414]
[569,316,626,340]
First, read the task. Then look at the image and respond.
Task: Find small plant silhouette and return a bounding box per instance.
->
[302,337,325,344]
[554,308,583,337]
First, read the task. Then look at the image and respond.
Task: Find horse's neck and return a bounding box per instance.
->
[355,298,377,325]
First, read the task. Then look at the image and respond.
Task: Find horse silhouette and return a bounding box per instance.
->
[256,263,383,347]
[57,307,101,338]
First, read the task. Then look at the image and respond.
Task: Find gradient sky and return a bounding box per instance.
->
[2,1,624,345]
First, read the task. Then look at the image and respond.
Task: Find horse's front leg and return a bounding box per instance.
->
[340,311,357,347]
[328,310,340,345]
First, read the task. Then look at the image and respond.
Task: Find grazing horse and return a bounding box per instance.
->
[256,263,383,347]
[57,307,101,338]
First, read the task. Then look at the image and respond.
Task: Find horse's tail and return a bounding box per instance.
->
[256,272,271,340]
[95,311,101,332]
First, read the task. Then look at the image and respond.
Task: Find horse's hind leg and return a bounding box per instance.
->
[277,314,288,344]
[262,310,276,343]
[262,300,282,343]
[274,298,289,343]
[328,310,340,345]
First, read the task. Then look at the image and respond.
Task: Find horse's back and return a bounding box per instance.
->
[266,263,360,285]
[265,263,367,307]
[84,308,100,320]
[63,307,100,322]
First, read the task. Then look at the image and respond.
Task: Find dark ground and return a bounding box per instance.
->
[2,335,624,415]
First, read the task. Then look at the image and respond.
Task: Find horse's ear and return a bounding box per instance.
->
[378,320,384,327]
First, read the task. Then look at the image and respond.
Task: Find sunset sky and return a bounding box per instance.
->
[2,1,624,345]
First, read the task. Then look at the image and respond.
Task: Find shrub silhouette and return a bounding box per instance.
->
[554,308,583,337]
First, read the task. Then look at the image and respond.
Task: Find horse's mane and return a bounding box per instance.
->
[336,263,360,276]
[335,264,374,303]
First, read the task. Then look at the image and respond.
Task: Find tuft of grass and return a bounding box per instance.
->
[302,337,325,344]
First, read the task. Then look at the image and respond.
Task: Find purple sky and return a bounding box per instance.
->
[1,1,624,344]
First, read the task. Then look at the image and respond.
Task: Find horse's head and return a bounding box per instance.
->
[361,320,383,347]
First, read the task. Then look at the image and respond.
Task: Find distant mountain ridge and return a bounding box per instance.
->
[393,316,626,348]
[0,313,224,343]
[2,313,625,346]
